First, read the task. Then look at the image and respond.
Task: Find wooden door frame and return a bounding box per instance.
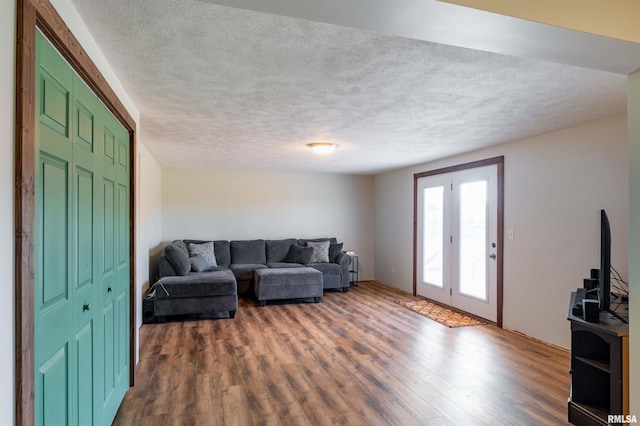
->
[15,1,137,424]
[413,156,504,327]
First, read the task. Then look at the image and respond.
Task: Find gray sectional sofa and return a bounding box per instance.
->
[149,237,350,321]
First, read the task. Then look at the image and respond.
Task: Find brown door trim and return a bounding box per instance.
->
[15,1,137,424]
[413,156,504,327]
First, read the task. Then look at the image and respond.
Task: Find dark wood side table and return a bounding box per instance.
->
[567,292,629,425]
[347,252,359,286]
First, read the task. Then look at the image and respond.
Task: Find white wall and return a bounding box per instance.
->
[135,142,162,360]
[1,0,16,423]
[374,114,629,348]
[628,69,640,415]
[161,168,375,281]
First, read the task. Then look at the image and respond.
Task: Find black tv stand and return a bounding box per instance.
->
[567,292,629,425]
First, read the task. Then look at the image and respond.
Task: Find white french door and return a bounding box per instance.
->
[416,164,498,322]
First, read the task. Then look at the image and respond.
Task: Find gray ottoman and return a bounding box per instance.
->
[254,267,323,306]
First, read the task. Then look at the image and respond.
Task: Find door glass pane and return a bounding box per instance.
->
[423,186,444,287]
[459,181,487,300]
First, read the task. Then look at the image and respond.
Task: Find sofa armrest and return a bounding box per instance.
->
[156,274,201,286]
[335,252,350,266]
[158,253,177,277]
[156,271,235,285]
[153,276,196,298]
[335,252,351,288]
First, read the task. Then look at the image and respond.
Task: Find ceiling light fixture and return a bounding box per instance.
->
[307,142,338,154]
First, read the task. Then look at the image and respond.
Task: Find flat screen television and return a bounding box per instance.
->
[599,209,611,312]
[599,209,627,323]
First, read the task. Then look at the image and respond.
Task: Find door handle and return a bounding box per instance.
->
[83,303,90,312]
[489,253,497,260]
[107,286,112,293]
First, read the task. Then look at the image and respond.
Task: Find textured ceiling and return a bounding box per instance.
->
[70,0,628,175]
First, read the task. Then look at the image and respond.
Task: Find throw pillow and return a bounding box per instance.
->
[284,244,314,264]
[306,240,330,263]
[188,241,217,268]
[190,254,210,272]
[329,242,343,263]
[165,243,190,276]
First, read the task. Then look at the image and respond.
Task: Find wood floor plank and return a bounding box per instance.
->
[114,281,571,425]
[222,385,253,426]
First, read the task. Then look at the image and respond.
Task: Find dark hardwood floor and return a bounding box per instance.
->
[114,281,571,425]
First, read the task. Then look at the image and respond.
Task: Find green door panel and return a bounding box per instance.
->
[103,129,115,164]
[117,291,129,376]
[36,30,130,426]
[102,178,116,276]
[75,101,94,152]
[117,140,128,169]
[39,69,70,138]
[117,183,128,273]
[38,154,70,307]
[37,33,73,155]
[35,153,74,367]
[75,167,94,291]
[74,321,94,426]
[37,345,69,426]
[102,301,115,402]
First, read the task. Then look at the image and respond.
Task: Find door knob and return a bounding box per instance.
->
[83,303,90,312]
[489,253,497,260]
[107,286,112,293]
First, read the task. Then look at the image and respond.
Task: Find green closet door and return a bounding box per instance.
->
[100,106,130,422]
[35,30,76,426]
[35,31,130,426]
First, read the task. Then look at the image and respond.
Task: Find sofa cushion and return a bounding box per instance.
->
[329,242,343,263]
[308,262,341,276]
[188,241,217,268]
[230,263,268,281]
[266,239,297,263]
[284,244,314,264]
[155,270,237,298]
[165,243,190,276]
[307,240,330,263]
[231,239,266,264]
[190,254,210,272]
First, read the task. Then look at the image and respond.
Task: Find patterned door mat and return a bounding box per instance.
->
[395,299,488,328]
